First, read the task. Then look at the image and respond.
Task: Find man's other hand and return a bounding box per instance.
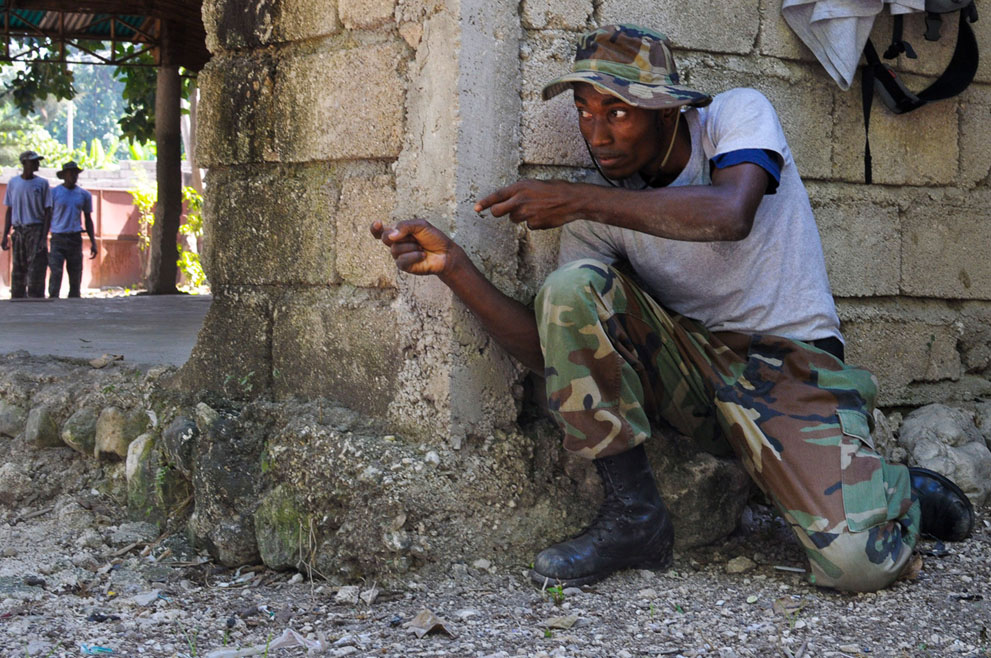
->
[89,244,98,259]
[474,179,578,230]
[370,219,455,277]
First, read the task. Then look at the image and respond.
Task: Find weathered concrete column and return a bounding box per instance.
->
[185,0,527,447]
[148,61,182,295]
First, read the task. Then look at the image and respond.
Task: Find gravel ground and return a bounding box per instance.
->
[1,426,989,658]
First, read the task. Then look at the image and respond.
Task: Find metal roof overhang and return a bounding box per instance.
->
[0,1,208,70]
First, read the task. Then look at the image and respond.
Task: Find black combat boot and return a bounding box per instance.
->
[530,444,674,588]
[909,467,975,542]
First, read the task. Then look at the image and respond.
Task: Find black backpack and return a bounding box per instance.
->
[861,1,979,183]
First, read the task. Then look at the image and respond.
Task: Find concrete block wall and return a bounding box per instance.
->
[188,0,991,445]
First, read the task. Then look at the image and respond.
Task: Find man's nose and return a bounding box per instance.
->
[586,118,612,146]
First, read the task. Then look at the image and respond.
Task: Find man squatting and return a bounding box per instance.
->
[372,25,975,592]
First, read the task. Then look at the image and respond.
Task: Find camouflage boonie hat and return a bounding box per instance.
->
[542,24,711,110]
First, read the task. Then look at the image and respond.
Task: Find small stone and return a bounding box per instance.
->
[638,588,658,599]
[359,587,379,605]
[335,585,360,605]
[424,451,441,465]
[0,400,27,438]
[726,556,757,574]
[133,589,161,606]
[472,558,492,571]
[25,406,61,448]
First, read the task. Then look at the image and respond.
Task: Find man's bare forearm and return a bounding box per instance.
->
[439,248,544,373]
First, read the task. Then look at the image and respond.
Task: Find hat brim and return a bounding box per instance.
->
[57,166,83,178]
[542,71,711,110]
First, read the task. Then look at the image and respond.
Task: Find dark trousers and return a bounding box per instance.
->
[10,224,47,299]
[48,232,83,298]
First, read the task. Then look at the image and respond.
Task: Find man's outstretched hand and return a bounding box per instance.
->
[370,218,458,277]
[474,179,580,230]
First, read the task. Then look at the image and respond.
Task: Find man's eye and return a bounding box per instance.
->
[611,109,628,119]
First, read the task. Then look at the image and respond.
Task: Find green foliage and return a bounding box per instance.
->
[544,584,566,605]
[112,46,157,144]
[8,57,75,117]
[178,187,206,288]
[0,40,195,148]
[128,180,208,289]
[48,64,126,149]
[128,140,157,161]
[129,179,157,252]
[112,45,196,145]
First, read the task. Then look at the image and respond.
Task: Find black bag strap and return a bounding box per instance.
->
[861,5,979,183]
[884,15,918,59]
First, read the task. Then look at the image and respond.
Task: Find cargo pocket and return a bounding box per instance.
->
[838,408,890,532]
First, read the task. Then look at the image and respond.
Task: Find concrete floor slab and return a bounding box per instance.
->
[0,294,211,367]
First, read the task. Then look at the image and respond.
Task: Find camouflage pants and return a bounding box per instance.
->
[10,223,48,299]
[535,259,919,592]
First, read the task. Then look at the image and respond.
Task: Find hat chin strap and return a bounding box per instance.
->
[584,112,681,190]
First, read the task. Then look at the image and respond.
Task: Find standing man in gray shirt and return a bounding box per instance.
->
[2,150,52,299]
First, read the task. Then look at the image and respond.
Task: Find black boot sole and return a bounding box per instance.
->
[529,550,673,589]
[529,533,674,589]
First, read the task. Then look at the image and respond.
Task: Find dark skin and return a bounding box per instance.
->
[2,158,51,252]
[60,169,98,259]
[371,83,770,373]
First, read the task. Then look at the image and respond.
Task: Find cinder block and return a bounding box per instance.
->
[842,318,962,405]
[597,0,760,55]
[959,84,991,187]
[832,73,959,185]
[202,164,339,287]
[273,45,405,162]
[521,0,593,30]
[758,0,818,64]
[521,95,588,167]
[196,54,277,167]
[339,0,395,30]
[175,287,275,395]
[813,194,900,297]
[901,194,991,300]
[337,175,399,288]
[521,32,587,167]
[203,0,341,51]
[272,288,401,415]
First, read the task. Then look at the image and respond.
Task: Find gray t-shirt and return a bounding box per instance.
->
[4,174,52,226]
[559,88,841,343]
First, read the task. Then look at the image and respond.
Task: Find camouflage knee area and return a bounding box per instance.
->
[797,499,920,592]
[535,260,651,458]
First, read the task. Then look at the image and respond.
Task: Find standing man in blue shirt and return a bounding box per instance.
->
[48,161,96,299]
[2,150,52,299]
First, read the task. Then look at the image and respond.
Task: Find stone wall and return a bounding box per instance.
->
[187,0,991,445]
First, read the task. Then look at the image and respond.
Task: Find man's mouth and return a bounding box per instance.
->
[594,153,624,167]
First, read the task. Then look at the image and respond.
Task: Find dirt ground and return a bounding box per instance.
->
[1,414,989,658]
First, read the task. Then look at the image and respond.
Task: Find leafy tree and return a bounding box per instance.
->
[48,64,127,148]
[0,39,195,146]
